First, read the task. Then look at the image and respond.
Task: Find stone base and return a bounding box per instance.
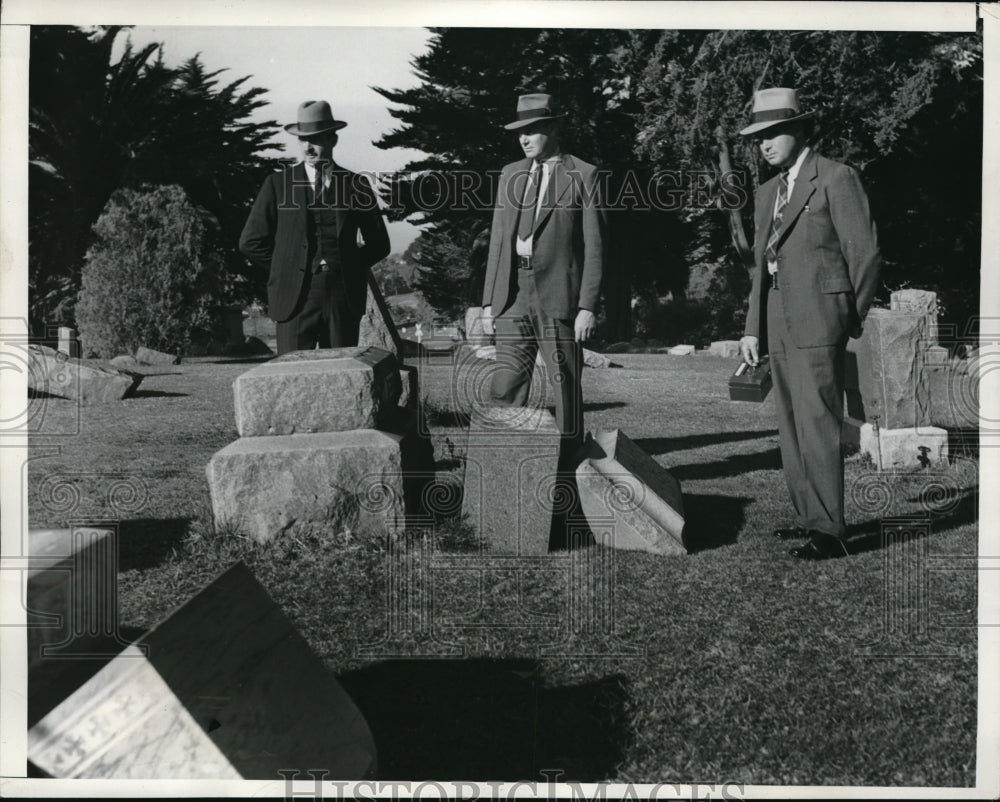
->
[859,424,949,470]
[235,346,400,436]
[207,414,428,542]
[29,346,143,404]
[461,406,561,555]
[576,430,686,555]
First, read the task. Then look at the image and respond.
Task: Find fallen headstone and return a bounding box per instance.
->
[29,563,376,779]
[109,354,139,369]
[668,344,696,356]
[234,346,401,436]
[28,345,143,404]
[859,424,949,470]
[575,430,686,555]
[583,348,612,368]
[135,346,180,366]
[709,340,741,359]
[206,425,417,541]
[461,406,561,556]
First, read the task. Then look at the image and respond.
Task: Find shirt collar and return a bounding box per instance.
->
[303,161,331,182]
[785,146,810,182]
[532,153,563,170]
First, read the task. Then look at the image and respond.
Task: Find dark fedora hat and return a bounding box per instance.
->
[284,100,348,137]
[739,88,814,137]
[503,93,566,130]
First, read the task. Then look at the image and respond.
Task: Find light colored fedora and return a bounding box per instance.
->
[739,88,814,137]
[503,93,566,130]
[284,100,348,137]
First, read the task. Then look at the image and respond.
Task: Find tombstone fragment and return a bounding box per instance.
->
[709,340,741,359]
[29,563,376,779]
[461,406,561,555]
[234,346,401,436]
[576,430,686,555]
[134,346,180,366]
[28,345,143,404]
[57,327,80,358]
[582,348,612,368]
[668,345,696,356]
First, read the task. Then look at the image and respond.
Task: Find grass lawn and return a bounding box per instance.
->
[26,351,978,786]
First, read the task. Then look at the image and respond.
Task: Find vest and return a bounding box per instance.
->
[308,179,341,271]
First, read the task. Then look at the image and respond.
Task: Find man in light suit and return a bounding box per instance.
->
[482,93,607,462]
[240,100,389,355]
[739,88,882,560]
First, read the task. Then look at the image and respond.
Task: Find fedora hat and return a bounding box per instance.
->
[284,100,348,137]
[739,88,814,137]
[503,93,566,130]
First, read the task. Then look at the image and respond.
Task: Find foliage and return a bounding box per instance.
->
[375,28,982,341]
[75,185,225,357]
[29,26,283,333]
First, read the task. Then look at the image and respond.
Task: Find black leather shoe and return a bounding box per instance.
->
[773,526,808,541]
[789,532,850,560]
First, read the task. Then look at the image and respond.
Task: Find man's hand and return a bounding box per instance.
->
[482,305,494,337]
[739,335,759,366]
[575,309,597,342]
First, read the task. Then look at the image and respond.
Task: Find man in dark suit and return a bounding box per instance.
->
[240,100,389,355]
[482,93,607,461]
[739,88,882,560]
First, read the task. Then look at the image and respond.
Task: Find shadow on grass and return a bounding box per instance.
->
[634,429,779,456]
[128,390,189,398]
[117,517,192,570]
[669,447,782,482]
[584,401,628,412]
[338,659,631,781]
[847,490,978,555]
[206,356,274,365]
[682,493,754,553]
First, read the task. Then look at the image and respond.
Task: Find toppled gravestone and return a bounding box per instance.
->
[207,410,426,542]
[28,563,376,779]
[576,429,686,555]
[28,345,143,404]
[709,340,741,359]
[668,344,696,356]
[235,347,401,436]
[461,406,562,556]
[582,348,612,368]
[135,346,180,366]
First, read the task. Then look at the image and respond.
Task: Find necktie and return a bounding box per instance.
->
[517,164,540,240]
[313,166,325,206]
[765,171,789,265]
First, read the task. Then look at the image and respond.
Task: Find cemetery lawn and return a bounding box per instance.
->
[27,353,978,786]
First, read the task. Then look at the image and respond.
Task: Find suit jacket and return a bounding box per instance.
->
[239,162,390,323]
[482,154,607,320]
[744,150,882,349]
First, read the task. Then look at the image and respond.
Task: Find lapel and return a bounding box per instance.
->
[531,154,573,234]
[504,158,533,237]
[754,177,779,266]
[775,150,817,245]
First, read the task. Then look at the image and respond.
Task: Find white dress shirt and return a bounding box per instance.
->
[767,145,810,274]
[515,155,562,258]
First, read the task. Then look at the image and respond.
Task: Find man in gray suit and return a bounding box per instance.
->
[482,93,607,463]
[739,88,882,560]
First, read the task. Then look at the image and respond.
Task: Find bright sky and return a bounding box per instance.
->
[112,26,433,252]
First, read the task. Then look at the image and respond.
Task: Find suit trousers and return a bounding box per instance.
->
[491,266,584,459]
[276,266,360,356]
[766,286,848,537]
